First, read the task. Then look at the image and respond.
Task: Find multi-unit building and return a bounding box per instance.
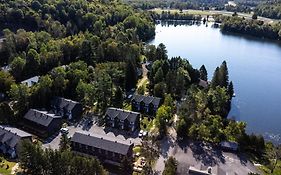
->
[131,94,161,115]
[105,107,140,132]
[0,126,32,158]
[71,131,134,166]
[50,97,83,120]
[23,109,62,138]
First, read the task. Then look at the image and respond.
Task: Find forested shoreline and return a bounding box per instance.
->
[215,15,281,40]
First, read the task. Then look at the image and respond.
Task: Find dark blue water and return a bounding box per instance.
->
[150,21,281,144]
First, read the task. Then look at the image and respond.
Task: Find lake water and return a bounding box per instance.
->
[149,21,281,144]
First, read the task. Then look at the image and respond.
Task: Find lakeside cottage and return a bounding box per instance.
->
[0,126,32,158]
[71,131,134,166]
[23,109,62,138]
[131,94,161,115]
[105,107,140,132]
[50,97,83,120]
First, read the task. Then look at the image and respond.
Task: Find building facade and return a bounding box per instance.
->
[0,126,32,158]
[105,108,140,132]
[50,97,83,120]
[131,94,161,115]
[71,131,134,166]
[23,109,62,138]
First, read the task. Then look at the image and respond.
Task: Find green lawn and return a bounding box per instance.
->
[0,158,17,175]
[150,8,213,16]
[140,117,154,132]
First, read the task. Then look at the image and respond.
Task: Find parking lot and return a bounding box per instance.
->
[42,117,142,150]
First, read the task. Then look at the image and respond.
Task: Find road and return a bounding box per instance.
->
[151,8,279,23]
[137,63,148,89]
[154,135,260,175]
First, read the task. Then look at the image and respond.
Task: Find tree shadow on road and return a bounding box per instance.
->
[187,141,225,166]
[158,136,175,159]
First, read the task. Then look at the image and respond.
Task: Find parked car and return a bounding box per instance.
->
[138,130,144,138]
[60,128,69,134]
[143,131,148,137]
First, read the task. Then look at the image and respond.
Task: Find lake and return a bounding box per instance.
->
[149,21,281,144]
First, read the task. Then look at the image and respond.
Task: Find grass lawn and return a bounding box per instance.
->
[133,146,141,154]
[150,8,213,16]
[140,117,154,132]
[123,102,132,111]
[0,159,17,175]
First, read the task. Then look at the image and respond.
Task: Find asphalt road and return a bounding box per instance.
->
[154,136,259,175]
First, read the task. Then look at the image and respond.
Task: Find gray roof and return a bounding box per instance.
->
[220,141,238,151]
[132,94,161,106]
[0,126,32,148]
[52,97,80,111]
[21,76,40,87]
[105,107,140,123]
[71,131,133,155]
[24,109,62,127]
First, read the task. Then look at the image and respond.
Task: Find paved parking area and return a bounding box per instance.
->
[42,117,142,150]
[154,136,259,175]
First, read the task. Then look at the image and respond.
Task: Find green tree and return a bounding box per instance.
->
[163,157,177,175]
[199,65,208,81]
[156,43,168,60]
[154,82,166,98]
[227,81,234,98]
[154,68,164,84]
[10,56,26,81]
[9,84,30,116]
[125,60,137,91]
[0,71,15,93]
[59,134,71,151]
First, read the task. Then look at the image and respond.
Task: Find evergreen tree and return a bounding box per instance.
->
[156,43,168,60]
[227,81,234,98]
[199,65,208,81]
[125,60,137,91]
[211,67,220,87]
[154,68,164,84]
[219,61,229,88]
[59,134,71,151]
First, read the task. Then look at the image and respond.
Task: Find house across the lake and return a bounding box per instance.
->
[23,109,62,138]
[50,97,83,120]
[0,126,32,158]
[131,94,161,115]
[105,107,140,132]
[21,76,40,87]
[71,131,134,166]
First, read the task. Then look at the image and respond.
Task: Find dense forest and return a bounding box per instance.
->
[215,15,281,40]
[255,3,281,19]
[0,0,156,123]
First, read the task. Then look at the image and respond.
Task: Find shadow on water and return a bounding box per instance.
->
[220,30,281,47]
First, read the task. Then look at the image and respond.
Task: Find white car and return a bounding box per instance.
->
[138,130,144,138]
[143,131,148,137]
[60,128,69,134]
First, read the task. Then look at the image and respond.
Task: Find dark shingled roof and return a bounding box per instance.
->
[24,109,62,127]
[71,131,133,155]
[51,97,80,111]
[105,108,140,123]
[0,126,31,148]
[132,94,161,106]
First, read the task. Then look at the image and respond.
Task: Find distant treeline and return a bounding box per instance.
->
[151,11,202,21]
[215,16,281,40]
[255,3,281,20]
